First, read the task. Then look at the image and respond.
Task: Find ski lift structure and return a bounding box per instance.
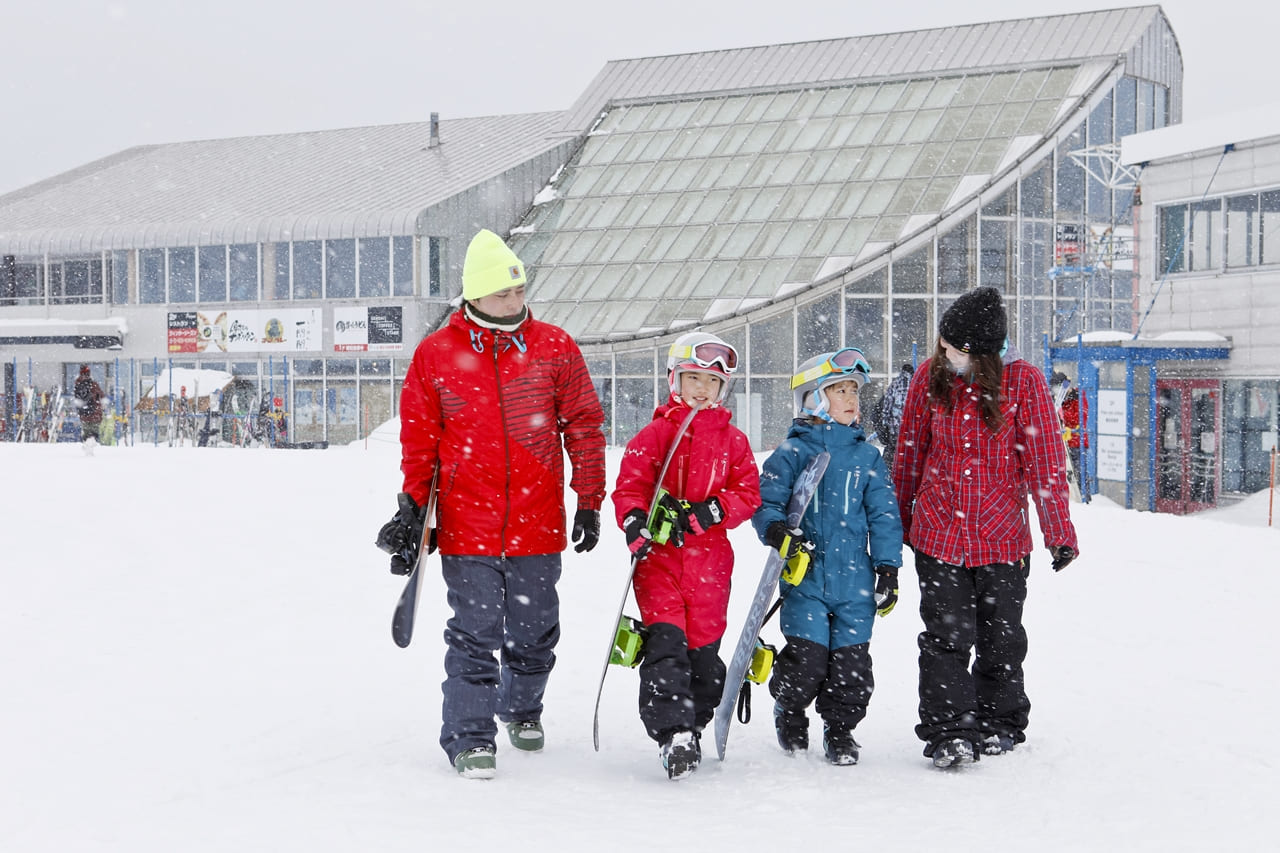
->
[1046,142,1141,337]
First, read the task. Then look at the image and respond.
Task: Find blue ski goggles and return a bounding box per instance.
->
[669,340,739,374]
[790,347,871,390]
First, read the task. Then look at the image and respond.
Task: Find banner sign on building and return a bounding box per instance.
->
[333,306,403,352]
[167,312,200,353]
[1054,223,1083,267]
[1097,389,1127,436]
[1096,434,1128,482]
[1095,389,1129,482]
[168,309,321,353]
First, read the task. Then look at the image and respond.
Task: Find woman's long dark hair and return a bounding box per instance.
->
[927,340,1005,431]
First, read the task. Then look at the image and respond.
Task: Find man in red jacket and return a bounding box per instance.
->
[378,229,606,779]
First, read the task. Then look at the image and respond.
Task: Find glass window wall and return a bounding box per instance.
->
[169,248,196,303]
[199,246,227,302]
[229,244,258,301]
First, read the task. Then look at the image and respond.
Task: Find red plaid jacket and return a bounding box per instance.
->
[892,357,1078,567]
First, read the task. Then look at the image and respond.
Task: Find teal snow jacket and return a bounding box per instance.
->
[752,418,902,648]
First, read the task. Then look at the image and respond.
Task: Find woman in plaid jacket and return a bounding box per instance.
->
[893,287,1079,769]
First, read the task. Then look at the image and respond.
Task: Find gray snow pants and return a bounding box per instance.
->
[438,553,561,763]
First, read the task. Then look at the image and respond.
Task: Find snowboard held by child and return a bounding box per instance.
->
[611,332,761,780]
[752,347,903,766]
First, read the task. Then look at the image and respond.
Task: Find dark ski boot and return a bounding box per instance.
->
[774,703,809,754]
[822,724,860,766]
[930,737,979,768]
[981,733,1016,755]
[661,730,699,780]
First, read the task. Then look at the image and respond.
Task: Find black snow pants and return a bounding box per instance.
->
[638,623,725,742]
[770,637,874,732]
[914,552,1030,753]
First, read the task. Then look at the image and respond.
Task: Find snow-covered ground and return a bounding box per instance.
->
[2,429,1276,851]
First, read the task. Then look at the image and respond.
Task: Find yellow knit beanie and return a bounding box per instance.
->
[462,229,526,300]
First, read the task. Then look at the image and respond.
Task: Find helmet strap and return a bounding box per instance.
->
[799,391,835,423]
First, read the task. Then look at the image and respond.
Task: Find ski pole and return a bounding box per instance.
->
[1269,448,1275,528]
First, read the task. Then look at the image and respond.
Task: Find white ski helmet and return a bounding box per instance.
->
[666,331,739,406]
[792,347,871,422]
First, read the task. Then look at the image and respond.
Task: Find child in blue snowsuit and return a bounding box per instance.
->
[752,347,903,765]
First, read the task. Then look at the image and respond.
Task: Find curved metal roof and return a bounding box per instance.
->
[0,112,568,255]
[557,6,1173,135]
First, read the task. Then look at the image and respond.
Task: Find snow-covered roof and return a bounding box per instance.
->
[1052,330,1232,351]
[141,367,235,399]
[0,316,128,337]
[0,112,569,255]
[1057,330,1133,344]
[1121,101,1280,165]
[1147,330,1231,343]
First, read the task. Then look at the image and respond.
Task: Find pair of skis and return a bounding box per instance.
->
[1052,382,1083,503]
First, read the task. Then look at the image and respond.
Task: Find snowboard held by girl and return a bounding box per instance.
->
[611,332,761,780]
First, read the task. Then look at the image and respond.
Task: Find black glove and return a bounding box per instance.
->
[572,508,601,553]
[622,509,653,560]
[873,565,898,617]
[764,521,813,563]
[1050,545,1077,572]
[375,492,426,575]
[681,497,724,536]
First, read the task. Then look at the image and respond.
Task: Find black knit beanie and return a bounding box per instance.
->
[939,286,1007,355]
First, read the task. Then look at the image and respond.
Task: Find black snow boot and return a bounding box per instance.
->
[981,733,1016,755]
[774,702,809,753]
[930,736,979,768]
[822,724,860,766]
[661,730,700,780]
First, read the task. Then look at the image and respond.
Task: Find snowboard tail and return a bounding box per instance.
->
[713,451,830,760]
[391,477,438,649]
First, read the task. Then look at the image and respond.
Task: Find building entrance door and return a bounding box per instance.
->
[1155,379,1220,514]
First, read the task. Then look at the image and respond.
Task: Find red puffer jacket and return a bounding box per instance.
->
[1061,390,1089,449]
[400,308,606,557]
[612,398,761,648]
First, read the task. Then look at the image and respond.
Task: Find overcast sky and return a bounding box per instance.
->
[0,0,1270,196]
